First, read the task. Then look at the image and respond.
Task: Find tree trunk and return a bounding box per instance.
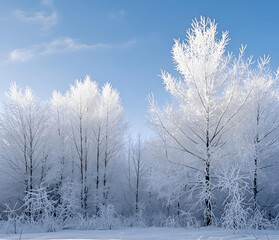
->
[84,135,88,217]
[205,160,212,226]
[79,117,84,210]
[177,202,180,217]
[135,177,139,214]
[205,114,212,226]
[29,127,33,219]
[96,127,101,215]
[253,145,258,211]
[103,134,108,203]
[253,110,260,212]
[135,155,140,214]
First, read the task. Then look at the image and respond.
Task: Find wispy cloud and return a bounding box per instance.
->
[40,0,55,8]
[108,10,126,20]
[14,10,57,30]
[13,0,57,30]
[8,38,137,63]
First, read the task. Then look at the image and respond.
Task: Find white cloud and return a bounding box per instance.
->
[14,0,57,30]
[8,38,137,63]
[14,10,57,30]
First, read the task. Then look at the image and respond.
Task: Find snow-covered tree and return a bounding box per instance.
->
[148,17,251,225]
[90,82,126,213]
[100,83,125,205]
[0,83,50,215]
[50,91,70,187]
[132,134,145,214]
[66,75,99,216]
[242,57,279,212]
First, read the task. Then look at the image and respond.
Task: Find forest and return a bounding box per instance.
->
[0,17,279,233]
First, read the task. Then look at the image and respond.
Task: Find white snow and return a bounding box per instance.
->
[0,227,279,240]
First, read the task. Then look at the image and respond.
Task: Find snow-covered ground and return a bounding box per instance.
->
[0,227,279,240]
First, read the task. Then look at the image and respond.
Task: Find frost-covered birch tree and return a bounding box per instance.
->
[149,17,251,226]
[100,83,125,205]
[50,91,70,188]
[0,83,49,215]
[132,134,145,214]
[66,76,99,216]
[242,57,279,212]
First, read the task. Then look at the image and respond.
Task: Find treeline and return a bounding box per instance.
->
[0,17,279,233]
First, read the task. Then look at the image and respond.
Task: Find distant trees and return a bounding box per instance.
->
[0,76,126,220]
[130,134,145,214]
[63,76,126,216]
[124,133,150,221]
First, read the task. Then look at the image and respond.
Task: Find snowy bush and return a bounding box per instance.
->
[221,201,249,229]
[1,203,23,234]
[178,211,200,228]
[55,179,80,227]
[146,212,166,227]
[77,204,121,230]
[161,216,179,228]
[123,210,147,227]
[160,211,199,228]
[96,204,121,229]
[249,208,273,230]
[23,186,58,232]
[218,166,250,229]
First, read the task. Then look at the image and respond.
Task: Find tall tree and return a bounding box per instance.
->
[133,134,144,214]
[100,83,125,204]
[0,83,49,215]
[243,57,279,212]
[50,91,69,187]
[66,76,99,216]
[149,17,250,225]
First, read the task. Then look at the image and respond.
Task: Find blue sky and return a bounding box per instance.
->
[0,0,279,137]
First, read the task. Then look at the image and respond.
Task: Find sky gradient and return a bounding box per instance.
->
[0,0,279,137]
